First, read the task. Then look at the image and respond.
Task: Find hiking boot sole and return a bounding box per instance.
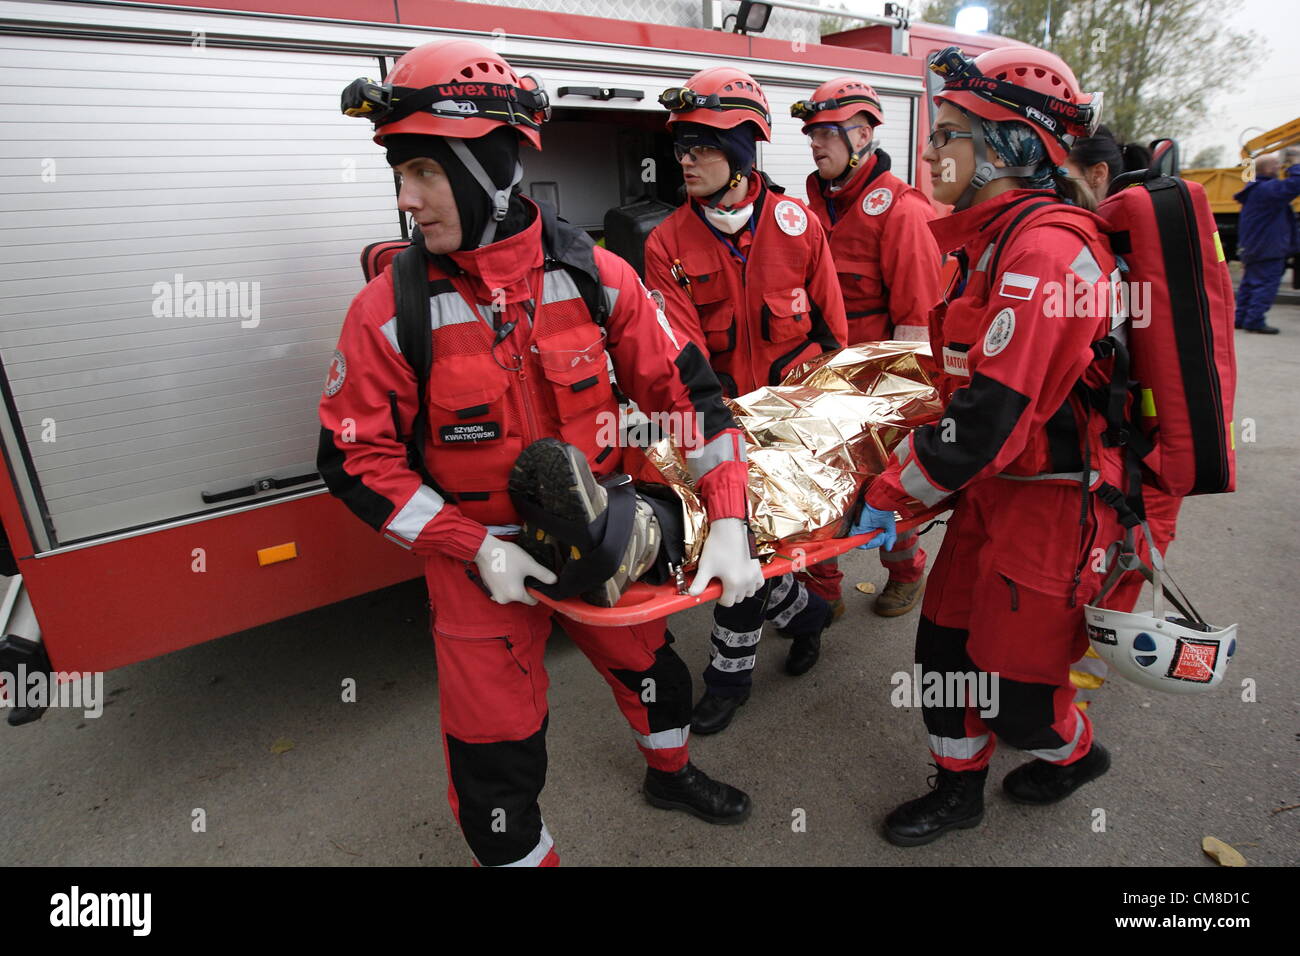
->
[881,809,984,847]
[642,789,754,825]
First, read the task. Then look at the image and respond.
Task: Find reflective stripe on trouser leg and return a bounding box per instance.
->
[565,619,693,773]
[917,615,995,771]
[766,572,829,634]
[982,676,1094,764]
[445,718,553,867]
[703,584,770,694]
[1069,647,1109,711]
[879,529,927,583]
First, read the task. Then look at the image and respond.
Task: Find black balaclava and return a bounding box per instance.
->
[674,121,758,208]
[385,127,529,251]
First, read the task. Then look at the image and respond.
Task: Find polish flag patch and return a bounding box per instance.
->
[998,272,1039,300]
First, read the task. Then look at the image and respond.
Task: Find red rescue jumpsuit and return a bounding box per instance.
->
[865,189,1127,772]
[318,200,748,866]
[644,174,847,398]
[802,149,945,598]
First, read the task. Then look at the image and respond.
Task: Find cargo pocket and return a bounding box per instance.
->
[434,629,545,742]
[837,259,884,309]
[425,354,518,519]
[534,325,614,424]
[690,271,737,354]
[761,288,813,343]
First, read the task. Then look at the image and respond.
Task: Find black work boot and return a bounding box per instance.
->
[690,689,749,735]
[881,764,988,846]
[643,761,752,824]
[784,602,833,676]
[1002,742,1111,805]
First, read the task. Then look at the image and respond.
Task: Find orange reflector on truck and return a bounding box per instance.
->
[257,542,298,566]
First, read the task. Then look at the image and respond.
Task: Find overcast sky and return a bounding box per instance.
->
[837,0,1289,165]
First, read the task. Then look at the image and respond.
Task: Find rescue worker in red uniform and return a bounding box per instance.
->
[318,39,763,866]
[849,46,1123,845]
[793,77,944,618]
[644,67,848,734]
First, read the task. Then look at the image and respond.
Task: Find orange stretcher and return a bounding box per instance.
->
[530,516,932,626]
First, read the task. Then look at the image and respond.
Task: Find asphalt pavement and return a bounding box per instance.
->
[2,308,1296,868]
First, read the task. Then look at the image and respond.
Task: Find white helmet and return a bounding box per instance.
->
[1085,527,1238,694]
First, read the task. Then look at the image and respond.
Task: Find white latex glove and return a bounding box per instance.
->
[473,535,558,606]
[689,517,764,608]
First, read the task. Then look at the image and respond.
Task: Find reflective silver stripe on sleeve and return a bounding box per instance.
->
[379,316,402,356]
[541,269,582,305]
[634,726,690,750]
[769,582,809,629]
[928,733,990,761]
[974,243,994,273]
[386,485,446,544]
[712,625,762,648]
[685,432,744,481]
[900,459,949,507]
[1068,245,1103,284]
[897,432,915,468]
[998,469,1100,485]
[489,822,554,867]
[603,284,620,314]
[1026,712,1086,763]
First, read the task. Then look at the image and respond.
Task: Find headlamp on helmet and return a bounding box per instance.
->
[659,87,721,113]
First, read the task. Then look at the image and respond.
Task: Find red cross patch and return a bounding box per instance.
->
[774,200,807,236]
[863,187,893,216]
[324,348,347,397]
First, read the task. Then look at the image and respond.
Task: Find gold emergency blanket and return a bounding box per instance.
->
[643,342,943,563]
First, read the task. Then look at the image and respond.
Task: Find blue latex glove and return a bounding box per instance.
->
[852,503,897,551]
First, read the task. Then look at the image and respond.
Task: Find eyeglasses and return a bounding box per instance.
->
[673,143,725,163]
[926,128,974,149]
[806,124,864,144]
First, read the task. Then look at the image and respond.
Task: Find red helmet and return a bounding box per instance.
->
[791,77,884,132]
[340,38,550,150]
[659,66,771,142]
[931,45,1101,165]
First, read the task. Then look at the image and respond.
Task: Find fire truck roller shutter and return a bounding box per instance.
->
[0,35,395,546]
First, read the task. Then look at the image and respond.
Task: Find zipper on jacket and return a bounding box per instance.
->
[999,573,1020,612]
[500,636,528,675]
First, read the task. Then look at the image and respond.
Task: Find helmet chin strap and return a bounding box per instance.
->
[447,137,524,247]
[828,133,875,192]
[703,164,748,209]
[952,121,1039,212]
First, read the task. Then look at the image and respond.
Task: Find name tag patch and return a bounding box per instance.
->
[942,346,970,377]
[439,422,501,443]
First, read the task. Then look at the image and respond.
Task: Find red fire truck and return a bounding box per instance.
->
[0,0,1021,701]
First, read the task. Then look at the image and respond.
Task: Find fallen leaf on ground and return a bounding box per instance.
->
[1201,836,1247,867]
[270,738,294,755]
[855,582,876,594]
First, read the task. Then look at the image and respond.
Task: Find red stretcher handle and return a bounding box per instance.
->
[530,517,930,627]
